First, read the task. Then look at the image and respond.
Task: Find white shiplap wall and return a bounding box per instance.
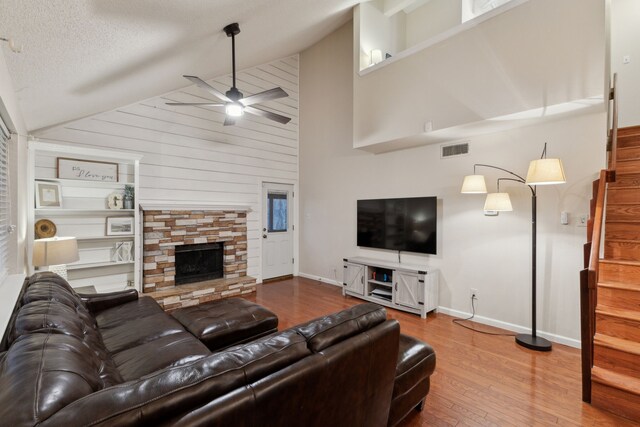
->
[34,56,299,282]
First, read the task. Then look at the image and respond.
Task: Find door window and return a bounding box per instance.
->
[267,192,288,232]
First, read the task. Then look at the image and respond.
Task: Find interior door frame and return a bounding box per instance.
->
[260,180,298,283]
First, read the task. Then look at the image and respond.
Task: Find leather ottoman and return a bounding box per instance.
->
[387,334,437,426]
[172,298,278,352]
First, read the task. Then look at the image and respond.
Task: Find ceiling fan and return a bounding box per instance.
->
[166,23,291,126]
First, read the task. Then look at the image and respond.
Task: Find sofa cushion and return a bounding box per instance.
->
[112,331,211,381]
[22,280,90,313]
[100,312,187,353]
[394,334,436,396]
[94,296,164,329]
[171,298,279,351]
[9,300,124,387]
[41,329,311,426]
[0,332,106,426]
[292,303,388,352]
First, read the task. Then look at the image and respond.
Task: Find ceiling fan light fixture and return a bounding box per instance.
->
[168,23,291,126]
[225,102,244,117]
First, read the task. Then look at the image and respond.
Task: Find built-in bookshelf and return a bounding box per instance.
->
[28,141,143,292]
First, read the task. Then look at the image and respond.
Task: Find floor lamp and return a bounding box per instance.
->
[460,144,566,352]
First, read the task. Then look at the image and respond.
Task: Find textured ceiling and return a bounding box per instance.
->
[0,0,358,131]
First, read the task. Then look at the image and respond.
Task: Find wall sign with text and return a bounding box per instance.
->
[57,157,119,182]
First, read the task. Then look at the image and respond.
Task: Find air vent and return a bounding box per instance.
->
[441,142,469,158]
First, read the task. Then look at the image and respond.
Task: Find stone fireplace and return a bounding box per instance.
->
[142,208,256,310]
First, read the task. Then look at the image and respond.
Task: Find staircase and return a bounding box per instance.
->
[587,125,640,421]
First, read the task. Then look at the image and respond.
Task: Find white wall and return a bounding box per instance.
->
[300,20,607,345]
[405,0,461,49]
[354,0,606,150]
[611,0,640,127]
[0,50,28,275]
[33,56,299,283]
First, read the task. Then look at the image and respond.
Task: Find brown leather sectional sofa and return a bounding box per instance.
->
[0,272,435,426]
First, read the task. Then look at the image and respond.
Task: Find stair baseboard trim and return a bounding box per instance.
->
[436,307,580,348]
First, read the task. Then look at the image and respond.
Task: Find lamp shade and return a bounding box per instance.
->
[525,158,566,185]
[461,175,487,194]
[32,237,79,266]
[484,193,513,211]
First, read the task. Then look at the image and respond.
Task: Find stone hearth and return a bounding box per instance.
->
[142,209,256,308]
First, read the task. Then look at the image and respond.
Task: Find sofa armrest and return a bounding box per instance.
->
[78,289,138,313]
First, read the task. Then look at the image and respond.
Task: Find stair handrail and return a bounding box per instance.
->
[580,170,608,402]
[580,73,619,403]
[608,73,619,171]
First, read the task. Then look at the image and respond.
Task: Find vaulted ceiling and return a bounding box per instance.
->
[0,0,358,131]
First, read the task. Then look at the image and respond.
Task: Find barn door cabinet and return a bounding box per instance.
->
[342,256,438,319]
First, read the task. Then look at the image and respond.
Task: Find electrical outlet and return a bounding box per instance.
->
[470,288,478,300]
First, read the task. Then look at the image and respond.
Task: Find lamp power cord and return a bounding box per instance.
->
[452,295,516,336]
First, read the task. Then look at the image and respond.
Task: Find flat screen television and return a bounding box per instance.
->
[357,197,437,255]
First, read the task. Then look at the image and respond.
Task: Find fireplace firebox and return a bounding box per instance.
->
[175,243,224,285]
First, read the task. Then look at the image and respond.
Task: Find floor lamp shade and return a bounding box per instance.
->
[33,237,79,279]
[484,193,513,211]
[525,158,566,185]
[461,175,487,193]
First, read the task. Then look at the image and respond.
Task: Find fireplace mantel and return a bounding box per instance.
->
[140,201,252,212]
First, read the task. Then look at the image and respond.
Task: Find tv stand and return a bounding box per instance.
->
[342,256,438,319]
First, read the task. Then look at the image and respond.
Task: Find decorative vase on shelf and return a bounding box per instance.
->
[123,185,135,209]
[123,197,134,210]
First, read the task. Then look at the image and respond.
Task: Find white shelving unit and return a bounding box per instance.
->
[27,141,143,292]
[342,256,438,319]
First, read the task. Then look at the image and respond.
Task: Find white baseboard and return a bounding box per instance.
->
[436,306,581,349]
[297,272,580,349]
[298,272,342,287]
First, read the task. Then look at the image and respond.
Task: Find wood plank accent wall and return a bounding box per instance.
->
[33,56,300,281]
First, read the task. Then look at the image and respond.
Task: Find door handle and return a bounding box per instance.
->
[262,234,267,238]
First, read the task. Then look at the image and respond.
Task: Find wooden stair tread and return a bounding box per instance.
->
[599,259,640,266]
[598,281,640,291]
[592,366,640,396]
[596,306,640,322]
[594,333,640,356]
[606,238,640,243]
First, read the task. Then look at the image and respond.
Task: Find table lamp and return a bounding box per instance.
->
[32,237,79,280]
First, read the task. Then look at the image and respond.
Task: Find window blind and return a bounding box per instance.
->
[0,119,9,283]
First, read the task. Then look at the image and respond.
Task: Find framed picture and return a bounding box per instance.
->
[35,181,62,208]
[106,217,134,236]
[57,157,119,182]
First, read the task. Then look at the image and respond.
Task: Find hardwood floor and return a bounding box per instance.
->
[245,277,639,427]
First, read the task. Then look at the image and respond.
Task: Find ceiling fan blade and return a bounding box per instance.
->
[240,87,288,106]
[244,106,291,125]
[165,102,224,107]
[183,75,231,102]
[223,117,236,126]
